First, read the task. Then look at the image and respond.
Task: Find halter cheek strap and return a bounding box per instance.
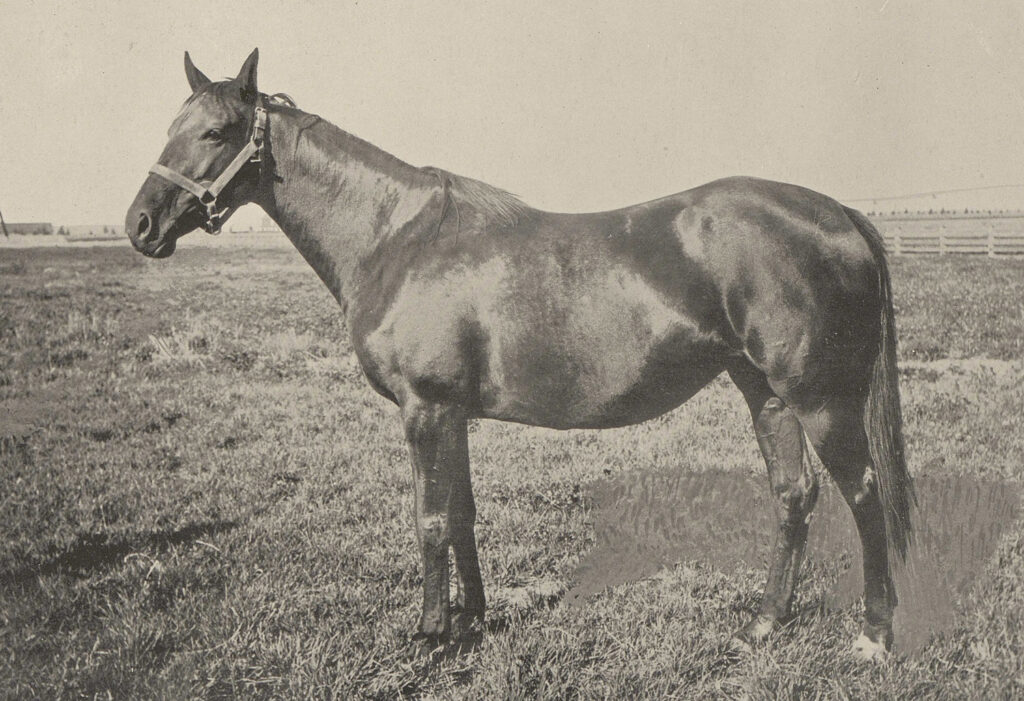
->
[148,99,269,235]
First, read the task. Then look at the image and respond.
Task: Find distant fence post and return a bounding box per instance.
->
[939,231,946,255]
[987,230,995,257]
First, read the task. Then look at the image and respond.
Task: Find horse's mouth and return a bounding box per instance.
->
[148,238,178,258]
[137,208,206,258]
[134,228,182,258]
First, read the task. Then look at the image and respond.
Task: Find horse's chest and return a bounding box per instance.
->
[349,277,484,405]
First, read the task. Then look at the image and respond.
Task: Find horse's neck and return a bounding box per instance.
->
[256,108,439,309]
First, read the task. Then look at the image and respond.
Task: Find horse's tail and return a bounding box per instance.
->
[843,206,916,562]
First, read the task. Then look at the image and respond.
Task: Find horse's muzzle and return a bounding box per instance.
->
[124,188,200,258]
[125,207,171,257]
[131,211,157,248]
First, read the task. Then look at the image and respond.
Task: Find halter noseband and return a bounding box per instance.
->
[148,93,294,234]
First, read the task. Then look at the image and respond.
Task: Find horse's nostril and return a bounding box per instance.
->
[137,212,152,241]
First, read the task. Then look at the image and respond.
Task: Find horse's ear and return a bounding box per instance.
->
[184,51,211,92]
[236,48,259,103]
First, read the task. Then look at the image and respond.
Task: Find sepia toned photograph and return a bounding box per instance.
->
[2,2,1023,698]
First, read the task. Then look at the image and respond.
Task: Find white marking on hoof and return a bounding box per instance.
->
[727,634,754,655]
[729,615,775,653]
[851,632,889,661]
[748,616,775,641]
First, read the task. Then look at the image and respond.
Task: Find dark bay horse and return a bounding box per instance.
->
[125,50,914,659]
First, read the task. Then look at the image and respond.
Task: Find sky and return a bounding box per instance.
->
[3,0,1024,229]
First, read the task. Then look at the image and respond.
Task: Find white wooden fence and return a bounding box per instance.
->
[874,215,1024,256]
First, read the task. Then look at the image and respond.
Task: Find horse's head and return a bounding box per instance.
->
[125,49,264,257]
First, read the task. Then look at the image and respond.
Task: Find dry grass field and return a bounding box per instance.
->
[1,244,1023,699]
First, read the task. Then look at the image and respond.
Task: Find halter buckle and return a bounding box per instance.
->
[250,105,268,165]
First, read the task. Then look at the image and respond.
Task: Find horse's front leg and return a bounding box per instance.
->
[402,399,481,652]
[449,424,485,645]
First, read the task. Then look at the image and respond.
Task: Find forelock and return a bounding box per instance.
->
[169,82,248,135]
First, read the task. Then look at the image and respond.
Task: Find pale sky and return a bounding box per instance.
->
[3,0,1024,229]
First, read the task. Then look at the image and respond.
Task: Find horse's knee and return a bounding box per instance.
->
[419,513,450,551]
[778,469,819,523]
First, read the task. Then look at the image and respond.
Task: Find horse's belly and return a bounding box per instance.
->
[481,340,724,428]
[479,288,727,429]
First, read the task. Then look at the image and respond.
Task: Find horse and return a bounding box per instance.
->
[125,50,914,660]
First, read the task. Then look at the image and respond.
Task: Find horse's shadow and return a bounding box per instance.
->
[2,520,238,585]
[485,579,565,634]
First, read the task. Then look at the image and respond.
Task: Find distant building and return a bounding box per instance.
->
[63,224,124,239]
[6,222,53,235]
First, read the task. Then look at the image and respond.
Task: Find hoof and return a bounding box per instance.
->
[409,609,484,659]
[450,609,484,651]
[409,631,446,659]
[851,633,888,661]
[851,623,893,661]
[734,615,777,647]
[729,615,777,654]
[727,634,754,656]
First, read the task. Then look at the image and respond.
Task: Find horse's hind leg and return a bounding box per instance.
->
[729,361,819,644]
[798,401,896,659]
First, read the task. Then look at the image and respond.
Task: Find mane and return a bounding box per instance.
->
[422,167,529,227]
[182,84,531,228]
[260,97,530,228]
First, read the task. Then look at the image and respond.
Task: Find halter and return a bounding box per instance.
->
[148,93,294,234]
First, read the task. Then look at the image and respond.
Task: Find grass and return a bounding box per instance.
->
[1,245,1023,698]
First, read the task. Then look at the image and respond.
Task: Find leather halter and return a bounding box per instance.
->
[148,96,272,235]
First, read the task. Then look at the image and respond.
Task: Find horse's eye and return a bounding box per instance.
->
[201,129,224,142]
